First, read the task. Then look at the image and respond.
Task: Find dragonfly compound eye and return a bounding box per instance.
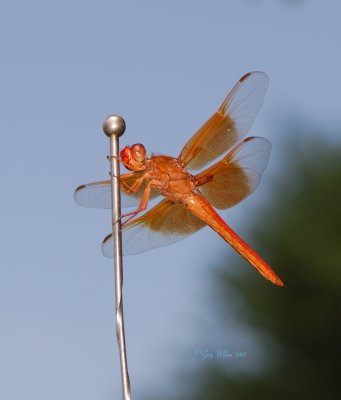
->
[132,143,146,162]
[120,146,133,165]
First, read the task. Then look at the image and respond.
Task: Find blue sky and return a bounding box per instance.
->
[1,0,341,399]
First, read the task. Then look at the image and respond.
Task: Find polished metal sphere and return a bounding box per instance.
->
[103,115,126,137]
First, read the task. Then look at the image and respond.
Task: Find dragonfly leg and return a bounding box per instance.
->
[107,154,125,164]
[109,171,145,194]
[107,155,131,181]
[121,176,145,194]
[120,182,152,226]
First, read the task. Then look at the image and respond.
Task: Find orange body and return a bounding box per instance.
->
[144,155,195,200]
[75,71,284,287]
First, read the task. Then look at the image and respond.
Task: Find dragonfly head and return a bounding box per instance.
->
[120,143,147,171]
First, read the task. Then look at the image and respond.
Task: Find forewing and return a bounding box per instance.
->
[195,136,271,209]
[74,173,160,209]
[102,199,206,257]
[178,71,269,170]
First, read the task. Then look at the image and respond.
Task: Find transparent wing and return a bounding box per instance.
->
[102,198,206,257]
[195,136,271,209]
[74,173,160,209]
[178,71,269,170]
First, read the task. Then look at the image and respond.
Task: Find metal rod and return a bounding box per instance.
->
[103,115,131,400]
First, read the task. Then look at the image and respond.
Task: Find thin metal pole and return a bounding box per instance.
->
[103,115,131,400]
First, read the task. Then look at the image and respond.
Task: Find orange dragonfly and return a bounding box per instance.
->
[75,71,284,287]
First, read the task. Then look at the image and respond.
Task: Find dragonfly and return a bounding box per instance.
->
[75,71,284,287]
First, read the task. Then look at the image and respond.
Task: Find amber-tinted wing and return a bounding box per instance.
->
[178,71,269,171]
[194,136,271,209]
[102,198,206,257]
[74,172,160,209]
